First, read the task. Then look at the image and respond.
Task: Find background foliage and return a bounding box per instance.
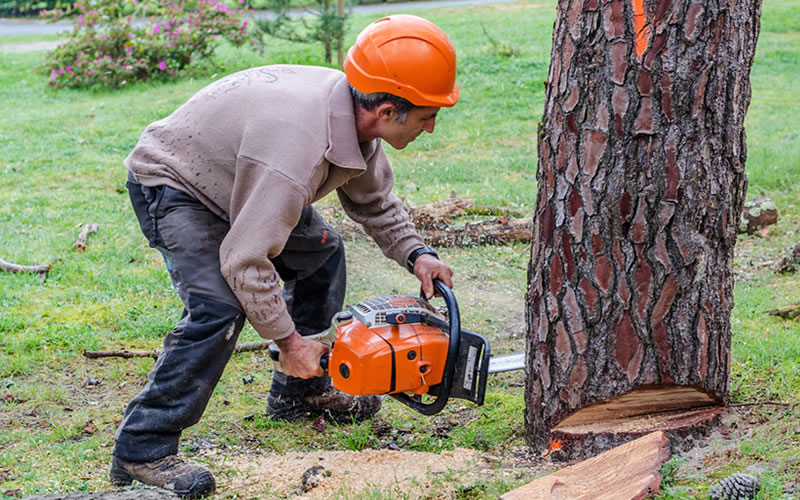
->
[0,0,66,17]
[38,0,264,88]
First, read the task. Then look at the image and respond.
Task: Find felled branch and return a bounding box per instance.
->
[406,197,474,227]
[74,223,99,251]
[419,216,532,247]
[0,257,51,276]
[765,302,800,320]
[84,341,273,360]
[405,197,526,228]
[466,205,526,219]
[325,197,533,248]
[739,197,777,234]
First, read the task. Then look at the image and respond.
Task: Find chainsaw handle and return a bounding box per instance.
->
[268,344,329,372]
[391,279,460,416]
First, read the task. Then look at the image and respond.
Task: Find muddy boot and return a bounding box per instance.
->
[266,370,382,423]
[110,455,216,499]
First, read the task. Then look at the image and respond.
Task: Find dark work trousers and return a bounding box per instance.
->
[114,177,346,463]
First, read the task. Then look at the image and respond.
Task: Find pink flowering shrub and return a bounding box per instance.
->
[40,0,264,88]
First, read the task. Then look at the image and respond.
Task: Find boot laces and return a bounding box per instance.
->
[154,455,185,472]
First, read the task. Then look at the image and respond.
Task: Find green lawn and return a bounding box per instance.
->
[1,0,798,498]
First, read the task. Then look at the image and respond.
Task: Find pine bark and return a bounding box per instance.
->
[525,0,762,456]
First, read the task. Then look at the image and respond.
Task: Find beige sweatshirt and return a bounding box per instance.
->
[125,65,424,340]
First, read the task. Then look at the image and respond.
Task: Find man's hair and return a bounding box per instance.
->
[349,84,416,124]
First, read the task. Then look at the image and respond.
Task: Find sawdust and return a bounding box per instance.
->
[220,447,482,498]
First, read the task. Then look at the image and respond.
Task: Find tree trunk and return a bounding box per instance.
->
[525,0,761,459]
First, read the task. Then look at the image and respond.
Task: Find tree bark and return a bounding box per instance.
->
[525,0,761,459]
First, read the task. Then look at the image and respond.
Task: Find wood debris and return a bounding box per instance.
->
[500,431,670,500]
[419,215,532,247]
[329,197,532,247]
[0,257,51,277]
[74,223,99,251]
[765,302,800,319]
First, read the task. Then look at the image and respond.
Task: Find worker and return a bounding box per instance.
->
[110,14,458,498]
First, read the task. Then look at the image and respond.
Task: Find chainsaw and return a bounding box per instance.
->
[271,280,524,415]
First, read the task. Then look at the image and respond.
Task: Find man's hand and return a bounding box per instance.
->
[273,331,328,378]
[413,253,454,299]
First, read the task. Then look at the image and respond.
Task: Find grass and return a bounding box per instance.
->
[0,0,799,497]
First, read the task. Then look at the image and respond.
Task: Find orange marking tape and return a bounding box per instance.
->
[631,0,651,57]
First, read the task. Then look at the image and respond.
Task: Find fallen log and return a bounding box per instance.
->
[84,341,272,360]
[765,302,800,320]
[0,257,51,276]
[405,197,527,228]
[465,205,526,219]
[406,197,474,227]
[739,197,777,234]
[419,216,533,247]
[74,223,99,251]
[500,431,670,500]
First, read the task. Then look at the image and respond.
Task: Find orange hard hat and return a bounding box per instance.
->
[344,15,459,108]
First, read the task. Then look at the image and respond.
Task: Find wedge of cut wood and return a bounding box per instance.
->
[500,431,670,500]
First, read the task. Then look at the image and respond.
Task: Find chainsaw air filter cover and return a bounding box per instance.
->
[330,295,449,396]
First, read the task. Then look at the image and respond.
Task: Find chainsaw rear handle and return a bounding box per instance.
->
[268,344,329,372]
[391,278,460,416]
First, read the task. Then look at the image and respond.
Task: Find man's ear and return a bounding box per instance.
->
[375,102,397,121]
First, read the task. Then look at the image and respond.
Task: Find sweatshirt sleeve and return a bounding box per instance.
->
[219,155,308,340]
[336,142,424,267]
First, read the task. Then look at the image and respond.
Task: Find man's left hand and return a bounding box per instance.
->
[413,254,454,299]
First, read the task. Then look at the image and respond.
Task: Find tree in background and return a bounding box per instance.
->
[525,0,762,459]
[257,0,348,64]
[40,0,264,88]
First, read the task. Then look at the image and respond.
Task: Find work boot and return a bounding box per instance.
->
[266,370,382,423]
[109,455,216,499]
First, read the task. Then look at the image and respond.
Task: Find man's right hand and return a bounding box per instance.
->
[273,331,328,379]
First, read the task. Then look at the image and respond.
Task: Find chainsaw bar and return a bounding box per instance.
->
[487,353,525,374]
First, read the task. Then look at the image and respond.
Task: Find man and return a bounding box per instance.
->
[110,14,459,499]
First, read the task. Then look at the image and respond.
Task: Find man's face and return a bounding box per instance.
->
[378,106,440,150]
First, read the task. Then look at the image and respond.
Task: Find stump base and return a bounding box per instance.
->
[550,386,724,461]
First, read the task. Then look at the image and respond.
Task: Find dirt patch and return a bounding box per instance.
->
[221,447,483,498]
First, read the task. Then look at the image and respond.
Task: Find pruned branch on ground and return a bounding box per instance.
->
[74,223,99,251]
[0,257,51,277]
[405,197,527,228]
[405,197,475,227]
[328,197,533,248]
[765,302,800,319]
[419,216,533,247]
[84,341,273,360]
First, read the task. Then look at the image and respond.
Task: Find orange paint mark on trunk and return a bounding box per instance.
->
[631,0,651,57]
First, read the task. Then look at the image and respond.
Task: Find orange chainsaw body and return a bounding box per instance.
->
[328,296,449,396]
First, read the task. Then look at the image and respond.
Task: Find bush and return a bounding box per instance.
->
[39,0,264,89]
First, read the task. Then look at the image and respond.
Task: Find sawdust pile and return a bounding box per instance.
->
[222,447,481,498]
